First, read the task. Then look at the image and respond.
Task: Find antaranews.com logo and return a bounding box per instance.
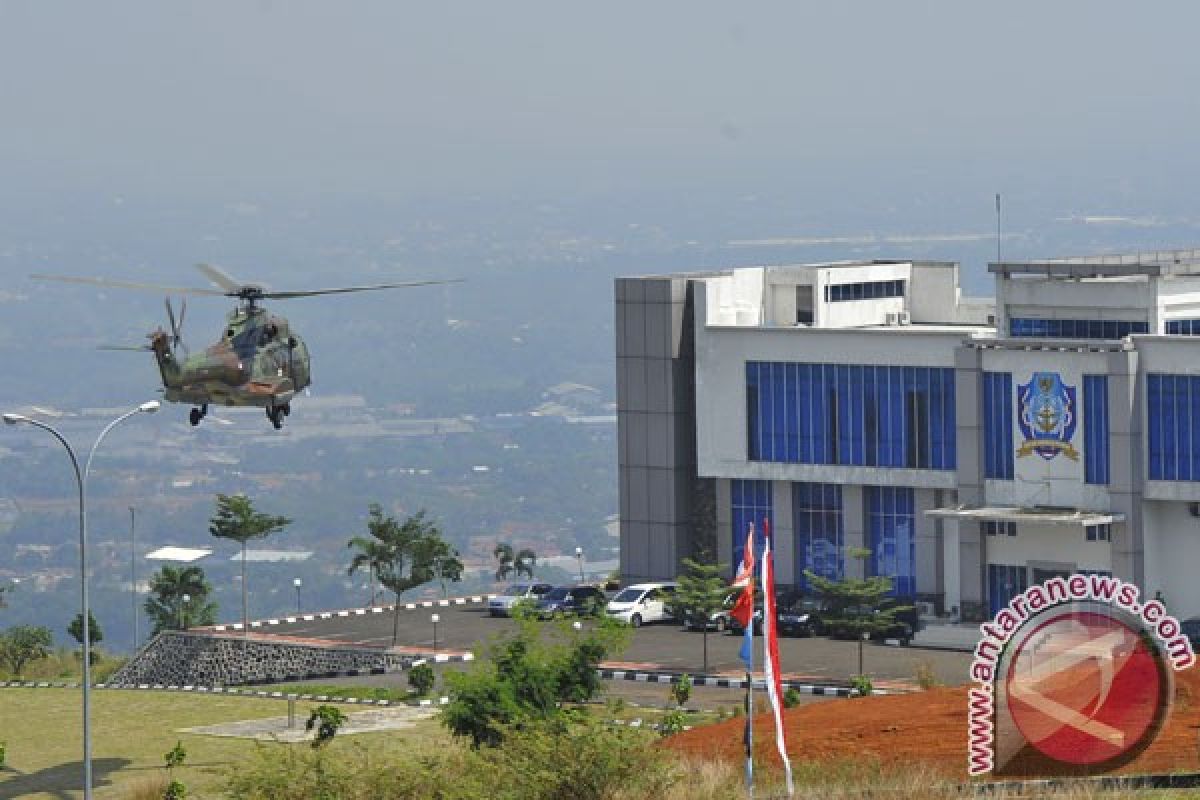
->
[968,574,1195,777]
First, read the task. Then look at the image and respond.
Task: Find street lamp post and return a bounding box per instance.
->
[293,577,302,614]
[181,593,191,631]
[2,400,159,800]
[130,506,137,652]
[431,613,440,653]
[574,546,584,584]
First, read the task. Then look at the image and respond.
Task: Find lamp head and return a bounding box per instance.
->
[431,613,440,623]
[293,578,302,588]
[2,413,27,426]
[137,401,160,414]
[574,546,583,557]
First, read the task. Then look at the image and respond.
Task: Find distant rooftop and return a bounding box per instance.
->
[145,546,211,563]
[990,248,1200,278]
[233,549,313,563]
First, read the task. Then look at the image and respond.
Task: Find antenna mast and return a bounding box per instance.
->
[995,193,1002,264]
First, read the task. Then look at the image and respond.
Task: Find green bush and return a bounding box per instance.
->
[306,705,348,748]
[0,739,6,769]
[408,662,435,696]
[670,673,692,708]
[850,674,873,697]
[659,709,687,737]
[441,615,628,747]
[783,686,802,709]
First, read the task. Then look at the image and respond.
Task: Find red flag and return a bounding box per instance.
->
[729,522,755,629]
[761,518,795,794]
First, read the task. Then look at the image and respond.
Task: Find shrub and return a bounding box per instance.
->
[408,662,435,696]
[659,709,687,737]
[306,705,348,748]
[914,659,939,690]
[670,673,692,708]
[850,674,873,697]
[0,740,5,769]
[163,740,187,799]
[783,687,802,709]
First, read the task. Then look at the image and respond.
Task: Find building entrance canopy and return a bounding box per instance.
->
[925,505,1124,526]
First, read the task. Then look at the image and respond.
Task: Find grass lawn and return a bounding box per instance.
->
[0,687,447,799]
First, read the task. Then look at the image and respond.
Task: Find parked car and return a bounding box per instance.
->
[534,586,607,619]
[673,590,735,632]
[605,582,678,627]
[488,582,554,617]
[1182,617,1200,649]
[826,604,913,645]
[776,595,828,638]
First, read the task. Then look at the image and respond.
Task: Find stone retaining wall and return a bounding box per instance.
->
[109,632,413,687]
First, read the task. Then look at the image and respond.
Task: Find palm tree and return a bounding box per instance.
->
[514,548,537,579]
[144,565,217,634]
[209,493,291,636]
[494,542,515,581]
[347,535,390,606]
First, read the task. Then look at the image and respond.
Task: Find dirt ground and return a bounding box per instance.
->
[665,664,1200,779]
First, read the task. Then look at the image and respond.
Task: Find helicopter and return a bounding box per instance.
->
[34,264,460,429]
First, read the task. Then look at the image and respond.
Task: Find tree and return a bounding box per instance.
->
[494,543,536,581]
[805,548,912,641]
[413,534,464,598]
[350,505,459,645]
[209,493,291,636]
[144,565,217,635]
[347,533,390,607]
[673,557,728,674]
[306,705,348,748]
[67,611,103,665]
[0,625,52,676]
[442,616,629,747]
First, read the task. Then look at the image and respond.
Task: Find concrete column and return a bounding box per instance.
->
[716,478,732,579]
[772,480,795,587]
[843,484,866,579]
[1107,350,1144,586]
[942,519,961,617]
[914,489,939,596]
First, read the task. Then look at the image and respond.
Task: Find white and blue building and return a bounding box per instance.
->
[615,250,1200,620]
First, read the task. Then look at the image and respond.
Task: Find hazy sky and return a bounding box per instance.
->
[3,1,1200,199]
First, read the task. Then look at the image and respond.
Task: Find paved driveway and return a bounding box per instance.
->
[247,603,972,686]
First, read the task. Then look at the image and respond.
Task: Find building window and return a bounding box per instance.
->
[1085,523,1111,542]
[731,479,772,567]
[1166,319,1200,335]
[983,520,1017,537]
[1083,375,1109,485]
[1009,318,1149,339]
[866,486,915,597]
[983,372,1014,480]
[793,483,842,589]
[1147,374,1200,480]
[824,279,906,303]
[987,564,1029,616]
[746,362,956,470]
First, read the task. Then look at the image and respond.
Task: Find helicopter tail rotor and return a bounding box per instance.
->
[165,296,189,356]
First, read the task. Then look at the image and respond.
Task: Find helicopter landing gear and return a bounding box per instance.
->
[189,404,208,427]
[267,404,284,430]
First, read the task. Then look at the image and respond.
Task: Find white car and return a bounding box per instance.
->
[488,583,553,617]
[605,582,678,627]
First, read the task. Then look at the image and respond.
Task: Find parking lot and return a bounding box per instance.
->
[241,601,972,687]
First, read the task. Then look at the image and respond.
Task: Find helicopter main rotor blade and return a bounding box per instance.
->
[32,274,225,297]
[194,263,243,293]
[98,344,153,351]
[261,278,464,299]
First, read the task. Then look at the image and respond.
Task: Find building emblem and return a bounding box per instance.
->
[1017,372,1079,460]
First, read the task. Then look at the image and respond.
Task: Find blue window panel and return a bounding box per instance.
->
[867,486,915,597]
[1083,375,1110,485]
[987,564,1029,617]
[745,361,956,471]
[1009,318,1148,339]
[793,483,843,589]
[983,372,1014,480]
[731,479,772,567]
[1167,319,1200,335]
[1146,373,1200,481]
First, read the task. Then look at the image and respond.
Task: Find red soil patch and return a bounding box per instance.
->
[665,667,1200,779]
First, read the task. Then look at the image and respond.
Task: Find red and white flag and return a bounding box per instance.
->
[729,522,756,631]
[761,518,795,796]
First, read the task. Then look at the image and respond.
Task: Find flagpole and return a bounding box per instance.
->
[745,623,754,798]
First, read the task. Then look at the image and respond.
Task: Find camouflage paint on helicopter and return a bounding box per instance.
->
[35,264,458,429]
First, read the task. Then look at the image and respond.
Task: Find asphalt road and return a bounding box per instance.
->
[251,603,972,686]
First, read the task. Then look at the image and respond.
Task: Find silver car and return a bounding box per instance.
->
[488,583,553,617]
